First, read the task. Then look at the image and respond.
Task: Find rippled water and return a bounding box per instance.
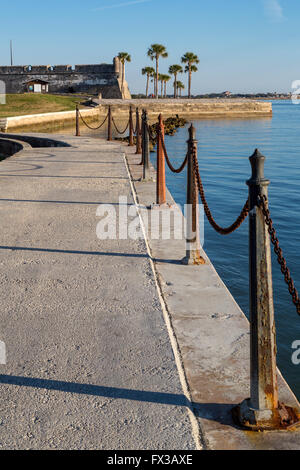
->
[152,101,300,400]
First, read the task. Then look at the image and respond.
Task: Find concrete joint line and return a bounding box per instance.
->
[123,153,208,451]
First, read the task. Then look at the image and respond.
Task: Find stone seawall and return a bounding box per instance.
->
[98,98,272,118]
[0,99,272,132]
[0,108,100,132]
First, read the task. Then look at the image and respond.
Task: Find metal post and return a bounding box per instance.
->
[135,108,142,155]
[129,106,134,146]
[182,125,205,265]
[235,149,279,430]
[107,105,112,141]
[76,105,80,137]
[142,110,150,181]
[140,109,145,166]
[156,114,166,205]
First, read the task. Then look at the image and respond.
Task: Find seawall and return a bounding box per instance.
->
[0,108,100,132]
[0,99,272,133]
[97,98,273,118]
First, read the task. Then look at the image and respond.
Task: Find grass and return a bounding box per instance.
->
[0,94,86,118]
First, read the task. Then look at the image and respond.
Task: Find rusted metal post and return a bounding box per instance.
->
[140,109,145,166]
[182,125,205,265]
[156,114,166,205]
[129,106,134,146]
[76,105,80,137]
[135,108,142,155]
[107,105,112,141]
[142,110,150,180]
[236,149,279,430]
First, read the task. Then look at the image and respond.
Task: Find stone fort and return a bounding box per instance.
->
[0,56,131,98]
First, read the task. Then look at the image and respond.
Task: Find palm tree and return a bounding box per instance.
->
[168,64,183,99]
[176,81,185,98]
[163,74,171,98]
[150,70,156,96]
[181,52,199,98]
[147,44,168,99]
[158,74,165,98]
[142,66,155,97]
[118,52,131,96]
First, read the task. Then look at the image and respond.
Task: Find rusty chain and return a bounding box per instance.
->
[158,129,188,174]
[192,145,249,235]
[79,110,108,130]
[146,123,157,141]
[259,194,300,316]
[112,117,130,135]
[154,118,300,316]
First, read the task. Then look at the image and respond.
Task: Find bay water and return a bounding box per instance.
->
[153,101,300,400]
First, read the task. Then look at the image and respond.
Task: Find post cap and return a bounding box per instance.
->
[247,148,270,187]
[187,123,197,144]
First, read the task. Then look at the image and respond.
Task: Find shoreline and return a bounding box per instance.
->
[0,99,272,133]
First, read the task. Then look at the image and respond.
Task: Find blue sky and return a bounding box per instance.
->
[0,0,298,94]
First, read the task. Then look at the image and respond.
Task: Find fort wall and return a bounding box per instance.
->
[0,57,129,99]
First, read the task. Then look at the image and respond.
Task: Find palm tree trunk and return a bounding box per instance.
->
[156,56,159,99]
[174,75,177,99]
[161,81,163,98]
[188,65,192,99]
[122,62,125,96]
[146,75,149,97]
[164,82,167,98]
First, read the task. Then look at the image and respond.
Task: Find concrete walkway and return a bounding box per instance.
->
[1,134,299,450]
[0,135,198,450]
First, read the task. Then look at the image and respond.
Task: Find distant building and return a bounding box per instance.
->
[222,91,232,97]
[26,79,49,94]
[0,57,131,99]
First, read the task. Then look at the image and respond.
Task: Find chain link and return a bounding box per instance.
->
[158,128,188,174]
[112,117,130,135]
[192,145,249,235]
[259,195,300,316]
[146,123,157,141]
[79,111,108,130]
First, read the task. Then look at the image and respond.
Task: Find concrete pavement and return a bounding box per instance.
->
[0,135,199,450]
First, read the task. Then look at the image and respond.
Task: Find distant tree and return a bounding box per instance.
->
[150,70,156,96]
[147,44,168,99]
[176,81,185,97]
[163,74,171,98]
[159,74,171,98]
[118,52,131,95]
[181,52,199,98]
[142,66,155,97]
[158,74,166,98]
[169,65,183,98]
